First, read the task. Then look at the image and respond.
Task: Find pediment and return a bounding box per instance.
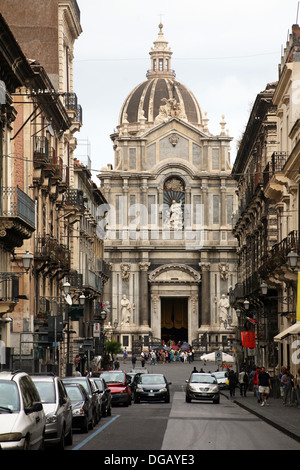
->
[149,264,201,284]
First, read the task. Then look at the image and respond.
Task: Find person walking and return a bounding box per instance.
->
[131,353,137,369]
[295,368,300,409]
[238,368,248,397]
[123,347,127,364]
[258,366,272,406]
[228,369,237,398]
[281,369,294,406]
[114,358,120,370]
[253,366,261,404]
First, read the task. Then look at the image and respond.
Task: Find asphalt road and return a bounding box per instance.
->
[69,360,300,452]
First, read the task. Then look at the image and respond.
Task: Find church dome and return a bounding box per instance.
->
[118,25,203,130]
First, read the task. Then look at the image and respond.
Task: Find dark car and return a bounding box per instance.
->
[62,376,101,426]
[91,377,112,417]
[127,370,149,397]
[185,373,220,404]
[98,371,131,407]
[134,373,171,403]
[64,383,94,433]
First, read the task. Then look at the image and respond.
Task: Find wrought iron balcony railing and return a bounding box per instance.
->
[0,186,35,229]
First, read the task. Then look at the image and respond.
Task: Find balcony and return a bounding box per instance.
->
[62,189,85,212]
[258,230,300,278]
[263,152,288,198]
[35,235,70,273]
[0,273,20,314]
[0,186,35,249]
[64,93,83,128]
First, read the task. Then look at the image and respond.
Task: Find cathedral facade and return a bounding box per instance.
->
[98,25,238,351]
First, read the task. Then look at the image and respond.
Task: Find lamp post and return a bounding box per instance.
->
[64,280,85,376]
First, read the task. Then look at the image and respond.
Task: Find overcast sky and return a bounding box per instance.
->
[74,0,299,178]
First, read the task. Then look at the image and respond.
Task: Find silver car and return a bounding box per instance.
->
[31,374,73,449]
[185,373,220,404]
[0,370,45,450]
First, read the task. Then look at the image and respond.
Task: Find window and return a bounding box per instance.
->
[159,58,163,71]
[213,195,220,224]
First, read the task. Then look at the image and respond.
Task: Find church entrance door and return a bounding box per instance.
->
[161,297,188,344]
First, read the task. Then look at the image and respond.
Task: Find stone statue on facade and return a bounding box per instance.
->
[121,294,131,324]
[218,294,230,323]
[170,199,183,231]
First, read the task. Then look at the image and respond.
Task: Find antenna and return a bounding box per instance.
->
[297,1,300,24]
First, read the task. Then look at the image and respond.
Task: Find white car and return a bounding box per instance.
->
[212,371,229,389]
[0,370,45,450]
[31,374,73,449]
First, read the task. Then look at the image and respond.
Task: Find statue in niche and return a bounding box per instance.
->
[121,295,131,324]
[218,294,230,323]
[121,263,130,281]
[169,199,183,231]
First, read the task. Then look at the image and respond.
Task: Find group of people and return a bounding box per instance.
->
[226,365,300,408]
[277,366,300,407]
[140,347,194,365]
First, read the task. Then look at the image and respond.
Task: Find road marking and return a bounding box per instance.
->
[72,415,120,450]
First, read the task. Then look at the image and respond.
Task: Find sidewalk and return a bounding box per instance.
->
[222,388,300,443]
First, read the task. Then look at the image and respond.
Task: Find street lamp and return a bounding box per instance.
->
[244,299,250,311]
[22,250,33,272]
[260,281,268,296]
[287,250,299,269]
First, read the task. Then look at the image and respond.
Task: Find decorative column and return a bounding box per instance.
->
[199,262,210,326]
[139,262,151,326]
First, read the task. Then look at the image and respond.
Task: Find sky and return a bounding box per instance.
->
[74,0,299,180]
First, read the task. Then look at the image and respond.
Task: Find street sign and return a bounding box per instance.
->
[83,339,93,351]
[93,322,100,338]
[215,350,222,362]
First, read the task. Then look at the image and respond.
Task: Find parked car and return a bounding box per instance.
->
[0,370,45,450]
[212,371,229,389]
[91,377,112,417]
[185,373,220,404]
[62,376,101,426]
[31,374,73,448]
[64,383,94,433]
[98,371,131,407]
[134,373,171,403]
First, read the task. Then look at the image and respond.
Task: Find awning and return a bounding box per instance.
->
[274,322,300,342]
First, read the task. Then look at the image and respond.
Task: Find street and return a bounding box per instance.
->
[67,360,300,452]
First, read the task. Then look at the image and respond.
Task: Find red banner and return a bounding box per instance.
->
[241,331,255,349]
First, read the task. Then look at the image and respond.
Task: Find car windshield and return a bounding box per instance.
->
[63,378,89,394]
[190,374,216,384]
[0,382,20,412]
[100,372,125,384]
[94,379,104,391]
[33,381,56,403]
[140,375,165,385]
[65,385,84,402]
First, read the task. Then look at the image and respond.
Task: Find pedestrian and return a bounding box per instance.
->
[114,358,120,370]
[277,367,286,403]
[252,366,261,403]
[295,368,300,409]
[123,347,127,364]
[258,366,272,406]
[281,368,294,406]
[131,353,137,369]
[228,369,236,397]
[73,367,81,376]
[238,368,248,397]
[192,366,198,374]
[141,353,145,368]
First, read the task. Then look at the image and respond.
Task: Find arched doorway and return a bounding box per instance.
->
[161,297,188,343]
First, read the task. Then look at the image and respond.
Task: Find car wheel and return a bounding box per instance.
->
[102,405,107,417]
[23,435,31,450]
[164,396,170,403]
[58,426,65,450]
[65,427,73,446]
[134,397,140,403]
[82,417,89,433]
[213,398,220,404]
[186,395,191,403]
[107,405,112,416]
